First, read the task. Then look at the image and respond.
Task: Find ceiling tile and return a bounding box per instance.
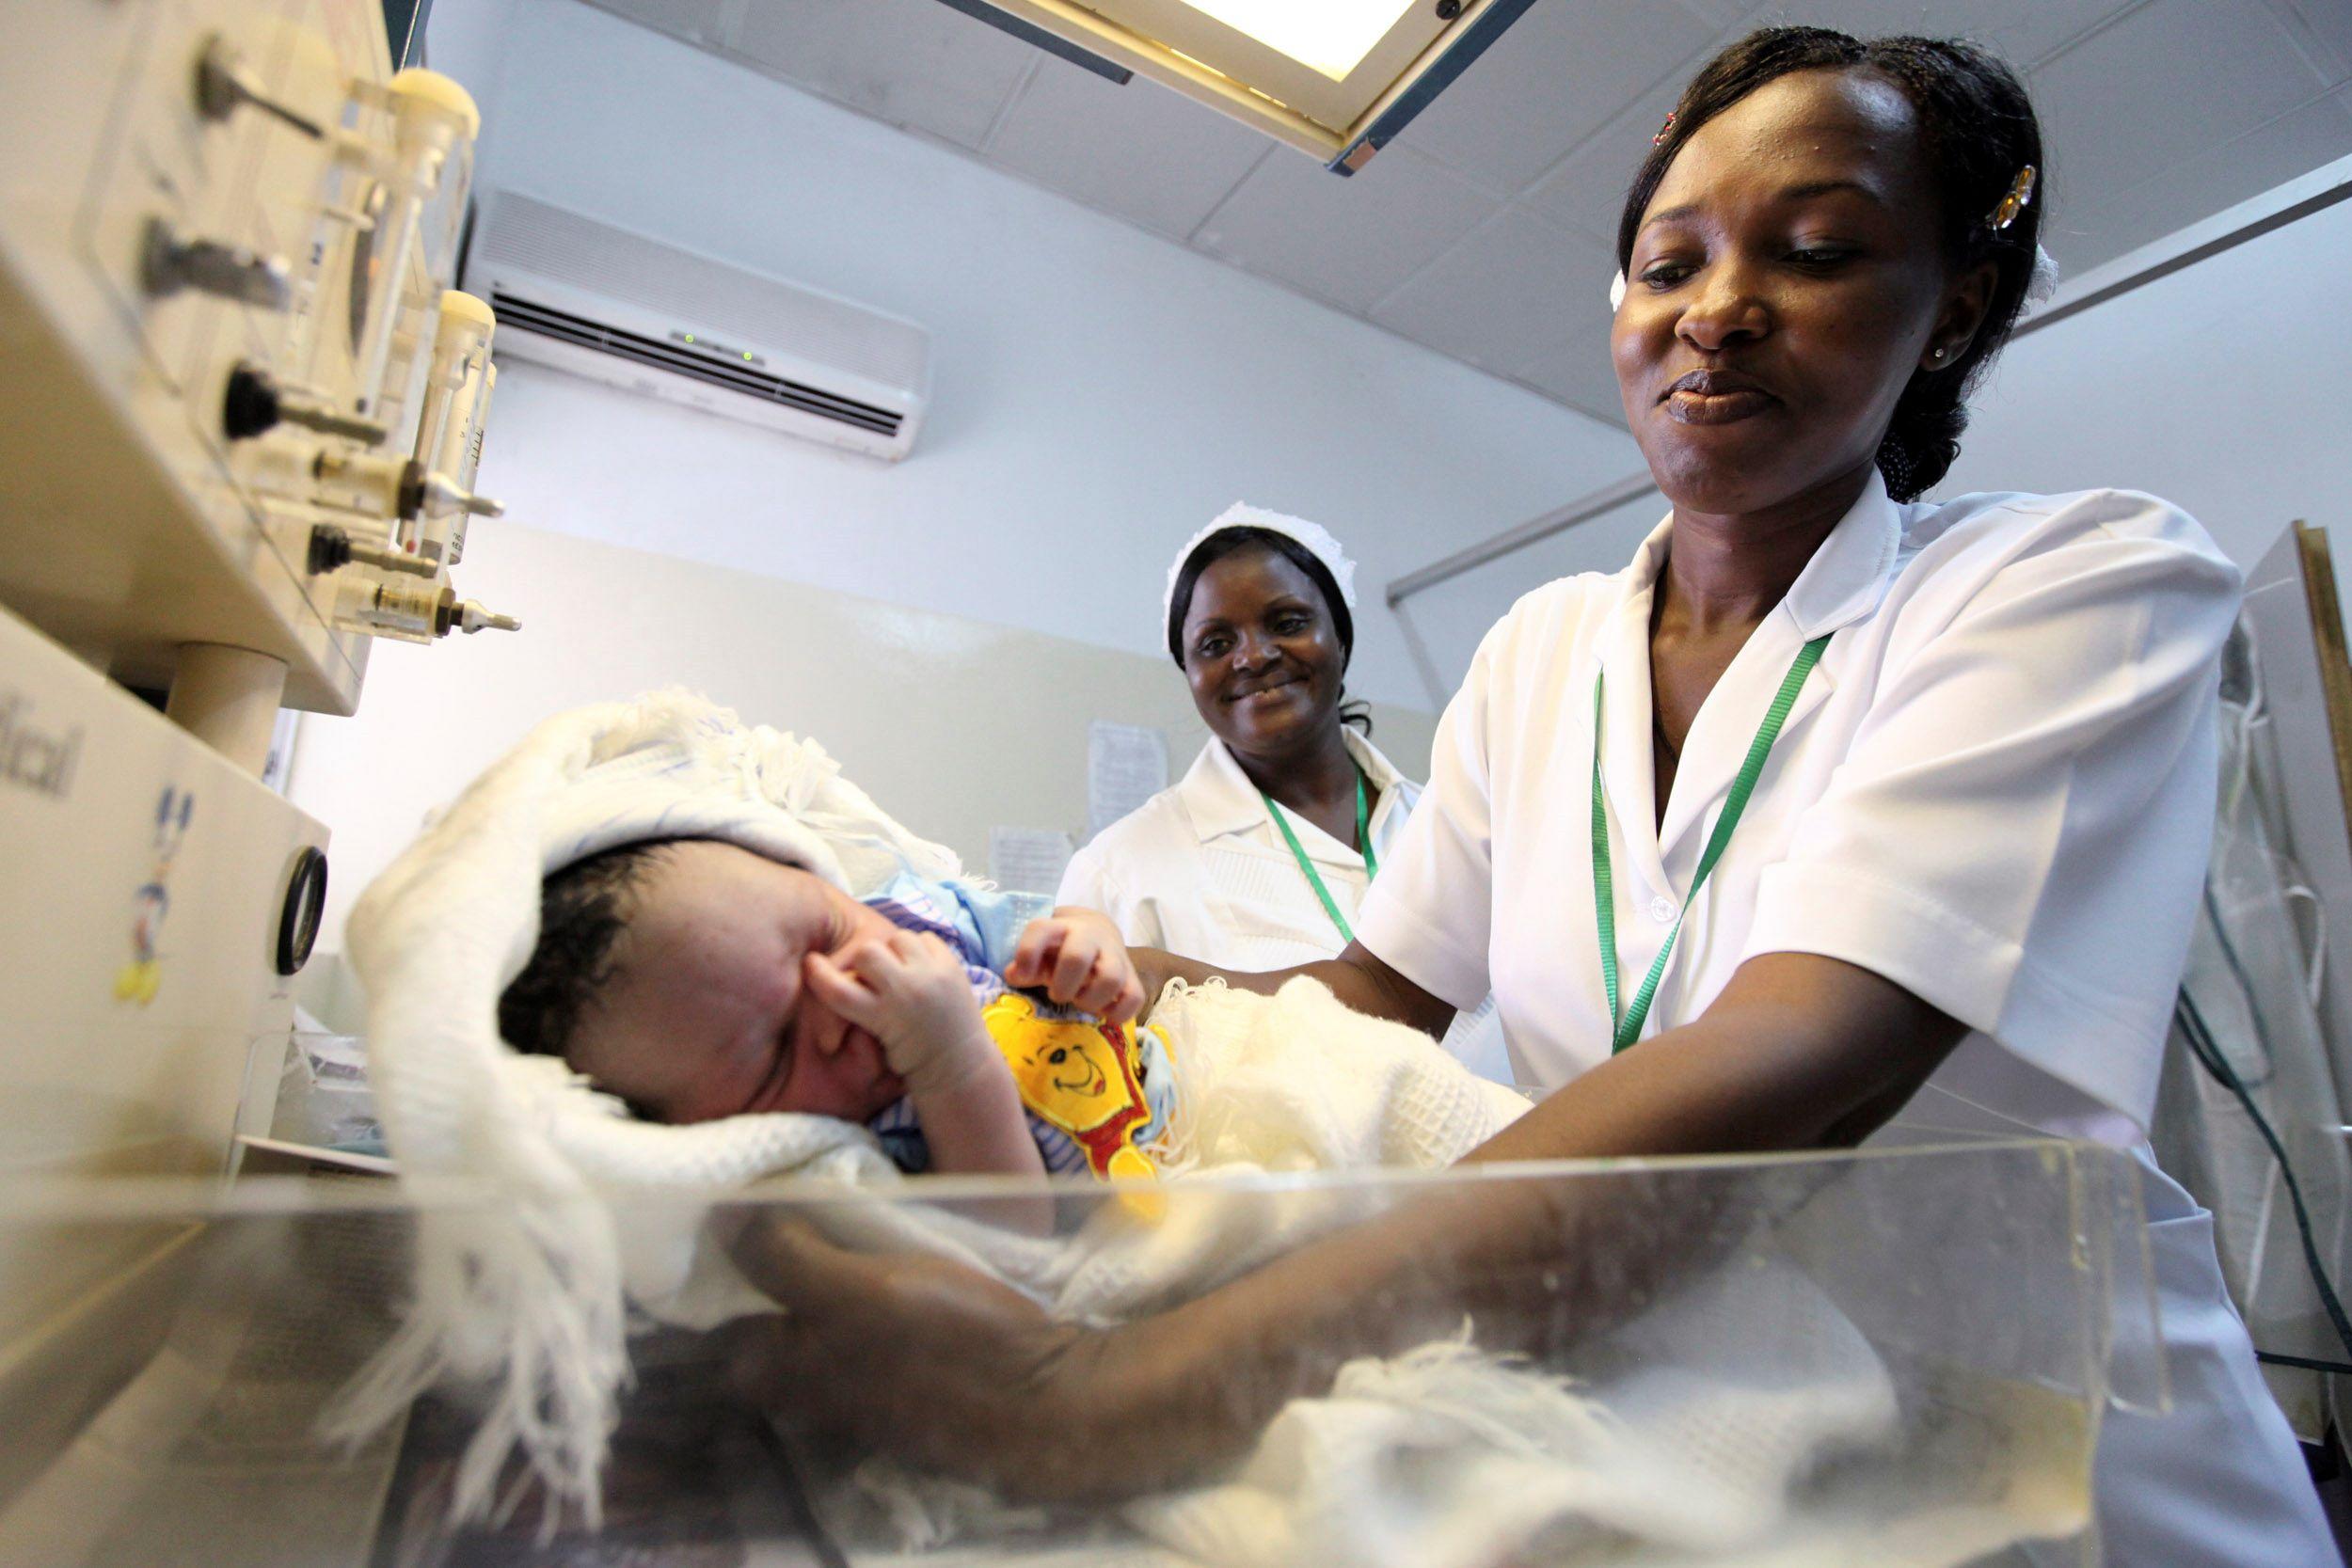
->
[728,0,1038,150]
[985,60,1272,240]
[1739,0,2132,67]
[1194,146,1502,313]
[1395,0,1720,196]
[2032,0,2337,204]
[1517,310,1626,426]
[2047,83,2352,272]
[1677,0,1773,27]
[580,0,729,48]
[2267,0,2352,87]
[1519,73,1681,247]
[1370,208,1616,379]
[1518,0,2144,247]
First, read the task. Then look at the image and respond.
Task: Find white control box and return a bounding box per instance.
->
[0,602,325,1188]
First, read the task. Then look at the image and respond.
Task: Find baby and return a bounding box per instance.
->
[497,836,1170,1185]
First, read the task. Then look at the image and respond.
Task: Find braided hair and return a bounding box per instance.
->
[1615,27,2045,500]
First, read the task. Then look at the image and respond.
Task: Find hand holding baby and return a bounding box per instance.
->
[804,930,997,1099]
[1004,907,1146,1022]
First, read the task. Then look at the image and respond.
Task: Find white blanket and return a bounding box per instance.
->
[336,692,1899,1560]
[586,976,1896,1568]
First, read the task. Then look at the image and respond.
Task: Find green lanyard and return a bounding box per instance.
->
[1594,635,1830,1053]
[1262,771,1377,944]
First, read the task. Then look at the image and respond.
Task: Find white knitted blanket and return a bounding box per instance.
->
[782,983,1899,1568]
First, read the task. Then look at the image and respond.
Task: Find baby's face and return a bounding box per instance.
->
[567,842,909,1124]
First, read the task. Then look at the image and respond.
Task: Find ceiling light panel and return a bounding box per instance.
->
[967,0,1539,172]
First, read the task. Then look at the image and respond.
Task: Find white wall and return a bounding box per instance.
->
[293,522,1438,950]
[425,0,1640,717]
[1943,196,2352,577]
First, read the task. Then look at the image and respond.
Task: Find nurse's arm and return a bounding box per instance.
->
[1470,949,1971,1162]
[1102,951,1973,1476]
[728,951,1958,1498]
[1126,940,1457,1038]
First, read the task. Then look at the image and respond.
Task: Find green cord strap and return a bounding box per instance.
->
[1594,634,1830,1053]
[1263,771,1376,944]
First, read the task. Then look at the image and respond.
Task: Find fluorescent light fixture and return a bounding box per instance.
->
[950,0,1538,173]
[1181,0,1422,82]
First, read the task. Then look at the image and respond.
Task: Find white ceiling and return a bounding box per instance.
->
[573,0,2352,427]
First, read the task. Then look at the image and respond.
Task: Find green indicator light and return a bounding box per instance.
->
[742,351,754,361]
[683,333,694,342]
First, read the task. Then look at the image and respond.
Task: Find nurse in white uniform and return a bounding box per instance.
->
[734,27,2330,1562]
[1057,506,1421,974]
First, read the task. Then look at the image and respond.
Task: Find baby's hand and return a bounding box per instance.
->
[804,931,996,1099]
[1004,908,1145,1022]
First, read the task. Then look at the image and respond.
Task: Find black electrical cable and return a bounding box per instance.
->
[2174,987,2352,1367]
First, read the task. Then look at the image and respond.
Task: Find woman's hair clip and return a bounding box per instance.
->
[1987,164,2038,231]
[1651,109,1677,148]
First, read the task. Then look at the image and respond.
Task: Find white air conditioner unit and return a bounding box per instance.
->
[464,190,930,460]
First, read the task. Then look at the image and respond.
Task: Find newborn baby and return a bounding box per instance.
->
[497,836,1170,1186]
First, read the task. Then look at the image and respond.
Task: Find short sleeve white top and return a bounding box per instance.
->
[1057,729,1422,973]
[1354,474,2241,1142]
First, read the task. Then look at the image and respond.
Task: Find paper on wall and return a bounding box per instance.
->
[989,827,1074,895]
[1088,721,1168,838]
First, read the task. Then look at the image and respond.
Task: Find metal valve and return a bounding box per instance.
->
[223,365,389,443]
[194,34,325,138]
[440,597,520,635]
[305,524,435,578]
[141,217,292,310]
[310,451,500,523]
[332,578,520,643]
[407,469,503,521]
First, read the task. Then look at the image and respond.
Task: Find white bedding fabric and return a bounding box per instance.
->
[788,979,1897,1567]
[335,691,1898,1560]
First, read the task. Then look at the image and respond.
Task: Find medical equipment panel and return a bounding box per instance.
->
[0,0,516,732]
[0,607,328,1460]
[0,1138,2151,1567]
[0,608,323,1183]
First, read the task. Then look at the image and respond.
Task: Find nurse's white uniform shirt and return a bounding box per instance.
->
[1358,474,2237,1142]
[1058,729,1420,973]
[1356,475,2342,1563]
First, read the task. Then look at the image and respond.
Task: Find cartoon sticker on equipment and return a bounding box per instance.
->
[982,992,1179,1195]
[116,785,194,1006]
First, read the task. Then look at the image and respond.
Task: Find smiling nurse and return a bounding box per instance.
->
[737,28,2332,1561]
[1057,508,1417,970]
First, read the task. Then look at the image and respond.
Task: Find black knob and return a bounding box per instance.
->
[277,846,328,976]
[223,365,282,439]
[306,525,354,576]
[1436,0,1461,17]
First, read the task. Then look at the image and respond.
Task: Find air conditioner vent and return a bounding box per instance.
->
[464,191,929,460]
[487,292,902,437]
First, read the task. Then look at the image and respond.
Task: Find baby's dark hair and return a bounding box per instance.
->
[1615,26,2045,500]
[498,838,680,1058]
